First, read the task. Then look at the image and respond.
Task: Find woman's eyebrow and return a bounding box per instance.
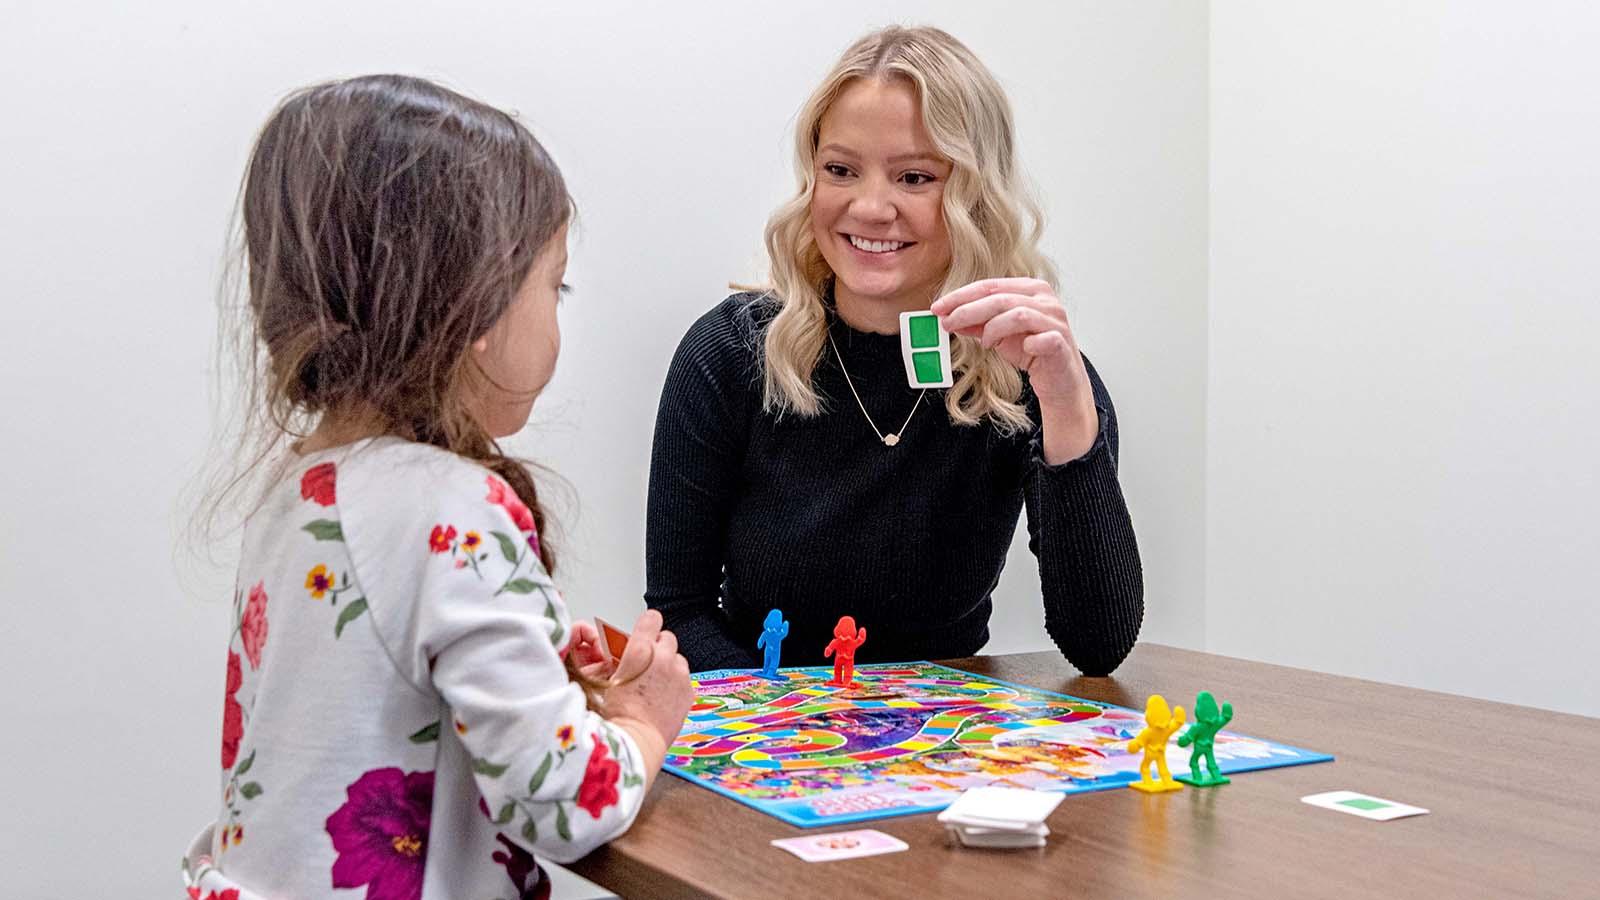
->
[887,152,943,165]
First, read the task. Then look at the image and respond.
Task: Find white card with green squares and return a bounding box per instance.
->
[1301,791,1429,821]
[899,310,953,389]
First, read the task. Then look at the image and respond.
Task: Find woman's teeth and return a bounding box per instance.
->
[847,235,908,254]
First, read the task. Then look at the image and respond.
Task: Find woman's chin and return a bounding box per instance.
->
[835,275,912,305]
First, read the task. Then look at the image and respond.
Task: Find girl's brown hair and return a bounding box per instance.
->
[219,73,569,571]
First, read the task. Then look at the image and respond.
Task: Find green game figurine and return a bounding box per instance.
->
[1175,691,1233,787]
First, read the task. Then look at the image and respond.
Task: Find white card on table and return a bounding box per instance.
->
[936,786,1064,830]
[770,828,910,862]
[1301,790,1429,821]
[948,823,1048,849]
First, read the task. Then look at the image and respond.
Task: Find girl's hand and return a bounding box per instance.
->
[566,620,616,681]
[605,611,693,742]
[932,278,1099,464]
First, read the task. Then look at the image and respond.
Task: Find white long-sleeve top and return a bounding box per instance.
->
[183,437,645,900]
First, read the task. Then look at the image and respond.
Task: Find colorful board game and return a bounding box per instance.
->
[665,662,1333,827]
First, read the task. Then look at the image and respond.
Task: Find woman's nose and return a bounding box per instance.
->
[848,178,897,224]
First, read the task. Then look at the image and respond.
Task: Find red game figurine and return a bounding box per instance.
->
[823,616,867,687]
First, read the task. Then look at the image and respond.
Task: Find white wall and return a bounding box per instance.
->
[0,2,1207,895]
[1208,1,1600,716]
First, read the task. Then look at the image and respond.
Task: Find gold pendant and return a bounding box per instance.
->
[883,434,900,447]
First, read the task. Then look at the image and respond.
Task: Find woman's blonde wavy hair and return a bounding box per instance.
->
[760,25,1057,431]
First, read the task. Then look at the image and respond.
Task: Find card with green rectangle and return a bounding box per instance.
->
[912,351,945,384]
[907,313,940,349]
[899,309,953,388]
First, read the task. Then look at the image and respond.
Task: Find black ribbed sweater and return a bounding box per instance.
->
[645,293,1143,675]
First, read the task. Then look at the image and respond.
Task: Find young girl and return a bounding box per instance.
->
[184,74,693,899]
[647,26,1144,673]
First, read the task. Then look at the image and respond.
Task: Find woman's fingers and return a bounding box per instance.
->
[942,294,1068,342]
[931,277,1052,316]
[977,305,1070,350]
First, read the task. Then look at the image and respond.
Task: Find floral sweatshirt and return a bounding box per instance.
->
[183,438,646,900]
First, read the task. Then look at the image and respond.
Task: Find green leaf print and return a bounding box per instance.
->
[491,531,520,565]
[502,579,539,594]
[623,773,643,789]
[472,757,510,777]
[234,749,255,777]
[494,801,516,825]
[527,752,553,794]
[239,782,263,800]
[545,596,564,646]
[408,721,440,744]
[302,519,344,541]
[334,598,368,638]
[521,817,538,844]
[555,804,572,842]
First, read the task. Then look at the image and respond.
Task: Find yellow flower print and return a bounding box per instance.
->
[556,723,576,751]
[306,565,335,599]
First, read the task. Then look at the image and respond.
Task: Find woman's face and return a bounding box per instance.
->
[810,77,953,324]
[469,221,569,437]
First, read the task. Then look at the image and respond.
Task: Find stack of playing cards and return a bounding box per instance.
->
[936,786,1064,849]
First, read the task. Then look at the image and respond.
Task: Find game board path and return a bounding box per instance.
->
[671,675,1109,771]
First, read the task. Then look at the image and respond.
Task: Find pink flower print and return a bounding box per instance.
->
[485,476,536,533]
[325,767,434,900]
[240,581,268,670]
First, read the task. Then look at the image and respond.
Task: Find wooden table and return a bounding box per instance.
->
[569,644,1600,899]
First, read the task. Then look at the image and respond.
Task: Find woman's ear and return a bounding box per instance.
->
[472,335,490,353]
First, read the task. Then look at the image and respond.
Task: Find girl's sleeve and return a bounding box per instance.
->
[346,456,649,864]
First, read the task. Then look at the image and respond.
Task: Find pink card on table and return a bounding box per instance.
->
[770,829,910,862]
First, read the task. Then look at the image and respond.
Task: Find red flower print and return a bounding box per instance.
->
[485,477,536,533]
[575,733,621,819]
[429,525,457,554]
[325,768,434,900]
[300,461,337,506]
[225,647,243,694]
[192,891,239,900]
[305,565,336,599]
[221,651,243,770]
[240,581,268,670]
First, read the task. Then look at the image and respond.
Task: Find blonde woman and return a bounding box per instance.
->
[646,26,1143,675]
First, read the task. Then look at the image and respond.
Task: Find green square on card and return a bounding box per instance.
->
[1337,798,1390,811]
[907,314,940,349]
[912,350,944,383]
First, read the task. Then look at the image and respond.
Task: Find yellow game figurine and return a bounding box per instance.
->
[1127,694,1186,793]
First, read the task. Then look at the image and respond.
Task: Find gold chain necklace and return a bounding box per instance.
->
[828,332,926,447]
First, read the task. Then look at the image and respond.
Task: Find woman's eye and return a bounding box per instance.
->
[902,171,935,186]
[823,163,852,178]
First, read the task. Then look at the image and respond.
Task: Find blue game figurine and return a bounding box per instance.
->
[757,608,789,678]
